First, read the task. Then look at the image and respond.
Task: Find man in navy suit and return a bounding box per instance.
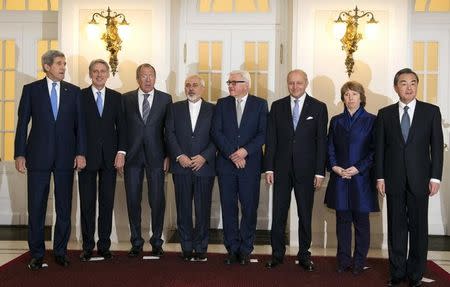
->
[376,68,443,287]
[14,50,86,270]
[122,63,172,257]
[211,70,268,265]
[78,59,126,262]
[165,75,216,261]
[264,69,328,271]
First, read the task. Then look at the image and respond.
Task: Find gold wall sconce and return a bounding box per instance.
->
[88,7,129,76]
[334,6,378,77]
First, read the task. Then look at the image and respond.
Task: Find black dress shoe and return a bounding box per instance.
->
[387,278,403,286]
[224,253,238,265]
[54,255,70,267]
[336,265,351,273]
[299,259,315,272]
[79,250,92,262]
[28,257,43,270]
[352,266,364,275]
[409,279,422,287]
[265,258,282,269]
[239,254,250,265]
[194,252,207,262]
[128,246,143,257]
[151,246,164,257]
[98,250,113,260]
[181,251,193,261]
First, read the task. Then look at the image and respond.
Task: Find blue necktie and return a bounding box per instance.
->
[50,82,58,120]
[401,105,410,142]
[96,91,103,116]
[293,99,300,129]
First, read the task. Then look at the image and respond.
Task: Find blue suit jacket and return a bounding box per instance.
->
[325,108,379,212]
[165,100,216,177]
[14,78,86,171]
[211,95,268,176]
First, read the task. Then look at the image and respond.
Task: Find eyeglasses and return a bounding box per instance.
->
[226,80,246,86]
[185,83,201,88]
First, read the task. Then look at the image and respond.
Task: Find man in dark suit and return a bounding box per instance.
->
[211,70,268,265]
[376,68,443,287]
[78,59,126,262]
[165,75,216,262]
[122,63,172,257]
[264,69,328,271]
[14,50,86,270]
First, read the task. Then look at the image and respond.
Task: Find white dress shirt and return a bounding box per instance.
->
[46,77,60,109]
[138,89,154,118]
[189,99,202,132]
[398,98,416,126]
[290,93,306,116]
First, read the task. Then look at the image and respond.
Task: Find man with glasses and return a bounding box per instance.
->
[165,75,216,262]
[211,70,268,265]
[122,63,172,258]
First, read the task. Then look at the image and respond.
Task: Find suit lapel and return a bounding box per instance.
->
[146,89,160,125]
[391,103,405,144]
[281,96,295,133]
[102,88,112,119]
[406,101,422,144]
[183,100,194,133]
[239,95,252,130]
[131,90,142,123]
[87,86,101,118]
[298,94,312,128]
[40,78,55,121]
[193,100,207,134]
[58,81,70,121]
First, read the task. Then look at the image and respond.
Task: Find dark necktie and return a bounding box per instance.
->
[50,82,58,120]
[96,91,103,116]
[401,105,410,142]
[142,93,150,123]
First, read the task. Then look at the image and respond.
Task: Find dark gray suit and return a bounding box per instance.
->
[122,88,172,249]
[165,100,216,254]
[375,100,443,282]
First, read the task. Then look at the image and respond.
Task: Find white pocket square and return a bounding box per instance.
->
[306,116,314,120]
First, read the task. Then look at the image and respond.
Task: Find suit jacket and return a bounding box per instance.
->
[264,94,328,179]
[14,78,86,171]
[165,100,216,177]
[375,100,443,192]
[211,95,268,176]
[122,88,172,168]
[325,108,379,212]
[81,86,126,170]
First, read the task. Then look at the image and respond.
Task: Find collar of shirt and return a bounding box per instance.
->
[138,89,154,99]
[398,98,416,123]
[91,86,106,100]
[46,77,60,93]
[235,94,248,108]
[188,98,202,111]
[290,93,306,111]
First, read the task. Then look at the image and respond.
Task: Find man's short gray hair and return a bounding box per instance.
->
[41,50,65,70]
[229,70,251,88]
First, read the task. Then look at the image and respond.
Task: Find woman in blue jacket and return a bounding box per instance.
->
[325,81,379,275]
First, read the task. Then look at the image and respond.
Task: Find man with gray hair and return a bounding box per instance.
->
[14,50,86,270]
[165,75,216,261]
[211,70,268,265]
[78,59,126,262]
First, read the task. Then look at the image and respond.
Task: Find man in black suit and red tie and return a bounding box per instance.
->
[376,68,443,287]
[14,50,86,270]
[264,69,328,271]
[165,75,216,262]
[78,59,126,262]
[122,63,172,258]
